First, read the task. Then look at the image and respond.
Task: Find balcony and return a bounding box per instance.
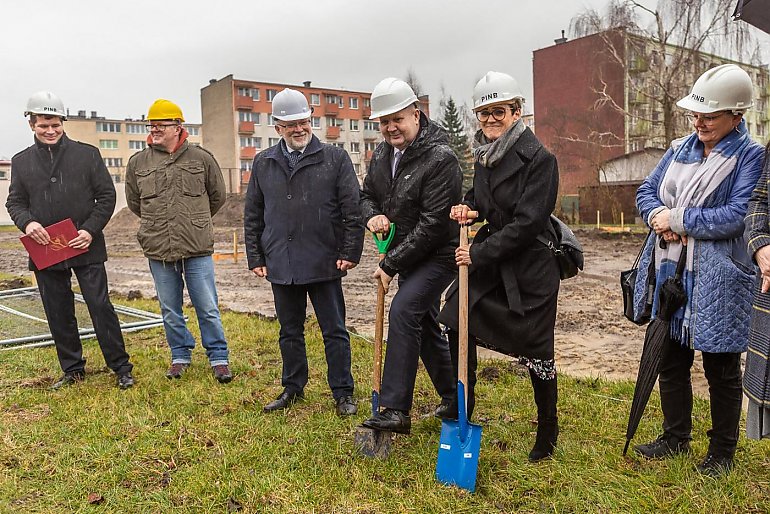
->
[240,146,257,160]
[238,121,255,133]
[365,150,374,160]
[234,95,254,110]
[363,106,371,118]
[326,126,340,139]
[325,104,339,116]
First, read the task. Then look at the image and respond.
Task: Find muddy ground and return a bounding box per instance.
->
[0,197,709,394]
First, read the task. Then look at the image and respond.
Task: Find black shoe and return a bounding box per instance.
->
[434,399,458,420]
[50,371,84,390]
[529,418,559,462]
[117,372,135,390]
[212,364,232,384]
[263,390,303,412]
[634,434,691,459]
[696,453,733,477]
[335,395,358,416]
[165,363,189,379]
[361,408,411,434]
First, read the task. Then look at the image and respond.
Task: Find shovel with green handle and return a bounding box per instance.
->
[436,211,482,492]
[354,223,396,459]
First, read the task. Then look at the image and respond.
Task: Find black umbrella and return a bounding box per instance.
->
[623,246,688,456]
[733,0,770,34]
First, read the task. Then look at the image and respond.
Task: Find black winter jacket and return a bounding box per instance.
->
[360,113,462,276]
[6,134,116,271]
[244,135,364,285]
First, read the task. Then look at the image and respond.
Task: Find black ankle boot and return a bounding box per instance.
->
[529,369,558,462]
[529,418,559,462]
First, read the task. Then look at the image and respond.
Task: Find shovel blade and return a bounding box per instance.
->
[436,419,482,492]
[354,426,393,459]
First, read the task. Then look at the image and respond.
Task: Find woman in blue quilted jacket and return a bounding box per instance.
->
[633,64,765,477]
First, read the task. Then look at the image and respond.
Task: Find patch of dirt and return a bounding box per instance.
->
[0,196,710,394]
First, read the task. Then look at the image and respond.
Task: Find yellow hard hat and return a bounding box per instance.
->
[147,99,184,121]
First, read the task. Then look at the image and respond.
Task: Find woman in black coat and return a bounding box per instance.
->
[438,71,561,462]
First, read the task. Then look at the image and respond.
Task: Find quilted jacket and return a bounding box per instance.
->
[634,136,765,353]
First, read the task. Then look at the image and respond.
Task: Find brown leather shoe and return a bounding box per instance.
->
[165,363,189,379]
[213,364,232,384]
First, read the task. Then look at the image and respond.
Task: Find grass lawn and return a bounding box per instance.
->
[1,299,768,513]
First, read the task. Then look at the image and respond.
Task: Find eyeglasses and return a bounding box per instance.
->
[277,119,311,129]
[145,123,179,131]
[685,112,729,124]
[475,107,512,122]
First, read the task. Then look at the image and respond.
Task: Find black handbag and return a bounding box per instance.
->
[621,230,655,325]
[537,215,584,280]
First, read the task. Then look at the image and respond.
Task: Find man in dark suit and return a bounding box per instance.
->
[6,91,134,390]
[244,88,364,415]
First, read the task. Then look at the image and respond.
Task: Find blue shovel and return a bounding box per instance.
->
[436,216,482,492]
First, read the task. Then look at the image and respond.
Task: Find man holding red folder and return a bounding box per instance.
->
[6,91,134,390]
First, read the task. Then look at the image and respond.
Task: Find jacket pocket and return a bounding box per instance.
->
[191,217,213,248]
[181,163,206,197]
[135,168,158,199]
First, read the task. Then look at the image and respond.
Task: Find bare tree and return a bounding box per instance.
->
[404,67,424,97]
[570,0,758,146]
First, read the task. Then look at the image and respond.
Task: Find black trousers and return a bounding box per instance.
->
[659,338,742,456]
[271,278,354,400]
[35,263,132,375]
[380,259,456,412]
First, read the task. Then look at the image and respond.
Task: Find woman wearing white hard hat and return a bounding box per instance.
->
[438,71,562,462]
[632,64,765,476]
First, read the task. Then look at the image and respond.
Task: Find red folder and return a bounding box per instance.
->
[20,218,88,270]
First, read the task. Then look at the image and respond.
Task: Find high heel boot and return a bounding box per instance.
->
[528,369,558,462]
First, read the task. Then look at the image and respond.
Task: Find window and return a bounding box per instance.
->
[349,142,360,153]
[128,140,146,150]
[365,141,378,152]
[364,98,371,107]
[99,139,118,149]
[353,163,360,174]
[349,119,359,131]
[310,94,321,106]
[186,126,200,136]
[251,88,260,101]
[311,116,321,128]
[240,160,252,171]
[103,157,123,167]
[364,121,380,131]
[111,174,121,183]
[239,111,260,123]
[237,87,250,97]
[326,94,337,104]
[269,137,281,147]
[338,96,344,108]
[326,117,342,127]
[254,137,263,149]
[126,123,146,134]
[0,170,7,180]
[267,89,278,101]
[267,114,276,126]
[96,122,120,133]
[240,136,258,147]
[349,97,359,109]
[331,142,345,149]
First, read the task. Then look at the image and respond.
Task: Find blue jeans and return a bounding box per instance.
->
[271,279,354,399]
[148,256,229,366]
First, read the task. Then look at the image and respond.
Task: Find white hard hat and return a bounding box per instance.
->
[472,71,525,110]
[676,64,754,113]
[24,91,67,119]
[369,77,418,119]
[272,88,311,121]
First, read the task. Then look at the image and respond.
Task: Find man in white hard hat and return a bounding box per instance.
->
[360,78,462,434]
[6,91,135,390]
[126,99,232,384]
[244,88,364,415]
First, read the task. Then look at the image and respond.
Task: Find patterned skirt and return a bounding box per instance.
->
[744,278,770,439]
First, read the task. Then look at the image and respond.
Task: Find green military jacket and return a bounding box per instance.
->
[125,140,226,262]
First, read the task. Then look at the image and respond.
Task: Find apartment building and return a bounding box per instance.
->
[0,159,10,181]
[201,75,430,192]
[533,30,770,221]
[65,110,202,183]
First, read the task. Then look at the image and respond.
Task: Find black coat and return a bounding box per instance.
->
[244,135,364,285]
[438,127,561,360]
[360,112,461,275]
[6,134,116,271]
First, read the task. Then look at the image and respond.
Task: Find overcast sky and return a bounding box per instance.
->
[2,0,767,158]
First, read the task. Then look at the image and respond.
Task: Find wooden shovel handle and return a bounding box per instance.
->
[458,225,470,406]
[373,253,386,394]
